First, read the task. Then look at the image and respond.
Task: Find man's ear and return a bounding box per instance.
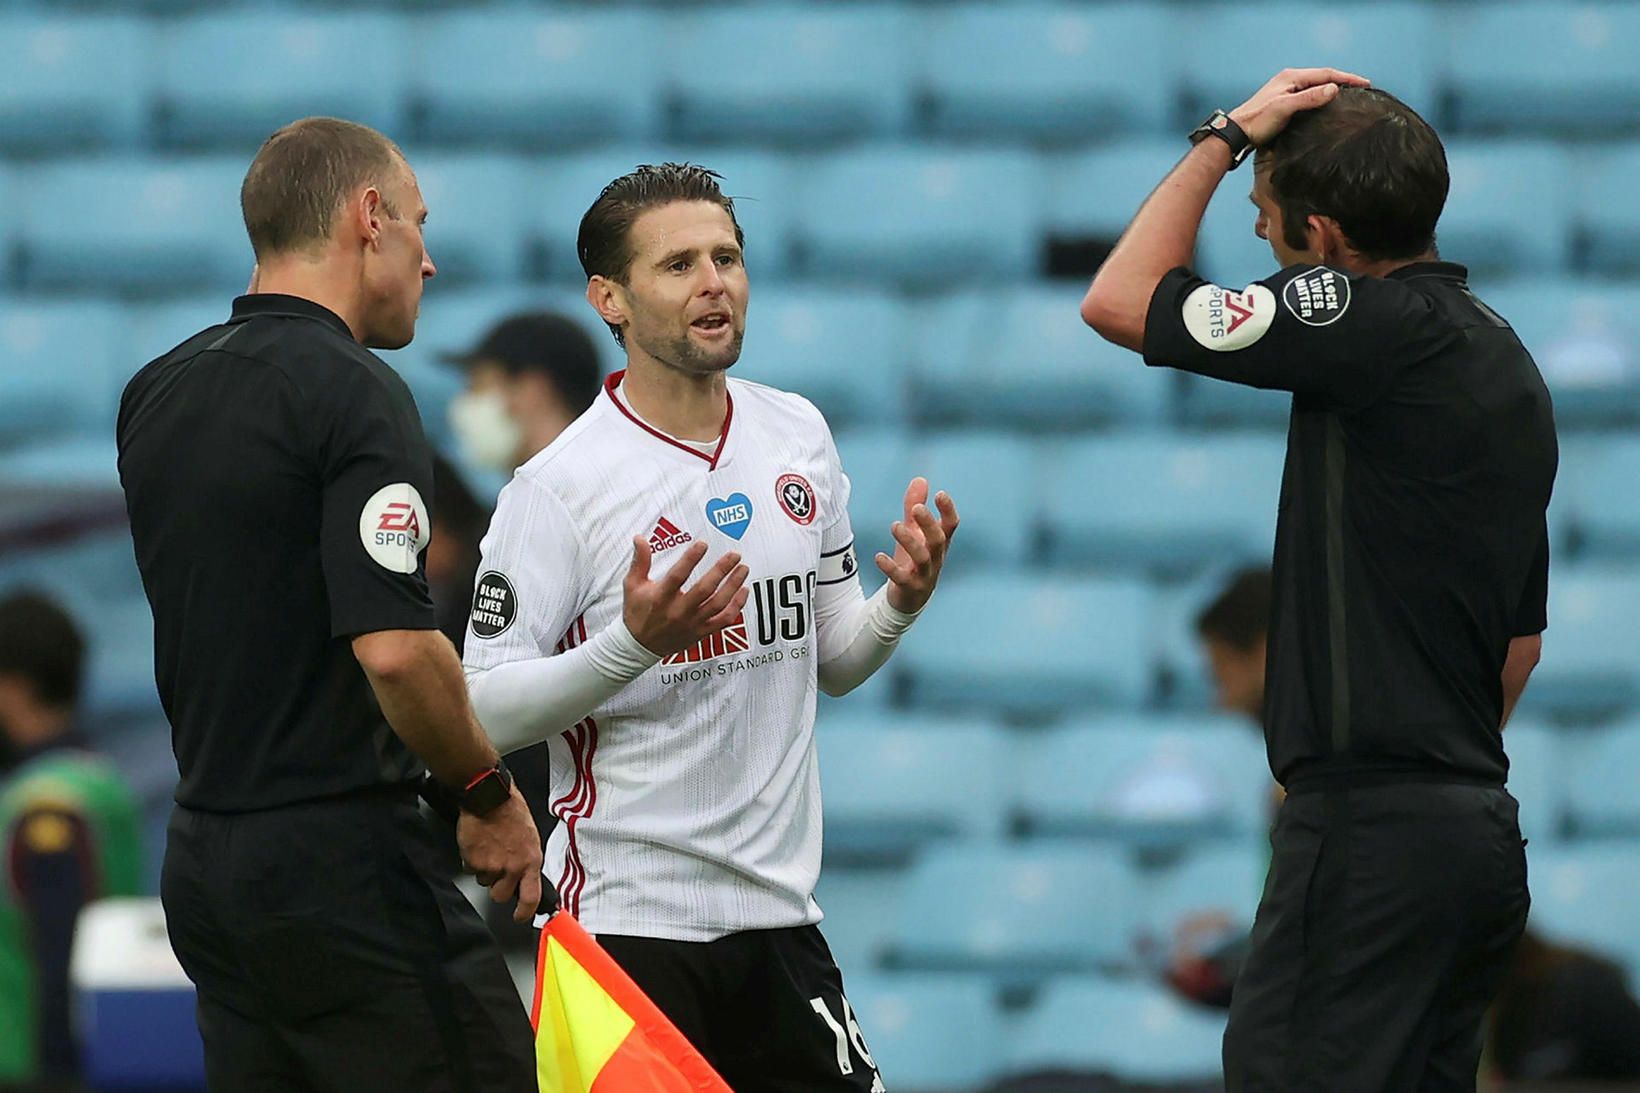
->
[1306,215,1351,266]
[355,185,386,248]
[587,275,626,332]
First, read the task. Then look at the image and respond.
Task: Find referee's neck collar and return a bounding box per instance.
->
[1385,260,1468,283]
[231,293,355,339]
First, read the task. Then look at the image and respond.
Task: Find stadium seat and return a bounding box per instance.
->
[909,288,1174,430]
[896,572,1155,715]
[0,16,148,153]
[1013,715,1271,848]
[0,532,146,623]
[1576,142,1640,274]
[1440,142,1573,275]
[665,6,914,144]
[831,429,918,551]
[1150,573,1230,711]
[907,432,1037,567]
[734,285,907,428]
[154,13,409,148]
[795,145,1041,286]
[888,843,1142,981]
[814,865,910,975]
[0,300,127,445]
[1566,439,1640,560]
[1143,842,1269,956]
[1528,842,1640,972]
[1008,976,1227,1083]
[395,154,529,284]
[19,158,251,296]
[1046,138,1188,251]
[411,9,662,148]
[1446,2,1640,136]
[843,973,1001,1093]
[518,144,687,281]
[1181,3,1440,124]
[1039,431,1285,573]
[1562,718,1640,838]
[1502,719,1568,847]
[1475,278,1640,428]
[816,713,1011,864]
[917,4,1173,139]
[127,297,234,373]
[1522,567,1640,720]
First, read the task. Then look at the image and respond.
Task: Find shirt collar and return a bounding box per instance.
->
[602,370,736,471]
[229,293,355,340]
[1385,261,1469,284]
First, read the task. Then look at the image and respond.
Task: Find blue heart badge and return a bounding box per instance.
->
[705,493,754,540]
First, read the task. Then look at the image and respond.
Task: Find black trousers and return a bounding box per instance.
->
[161,793,536,1093]
[597,925,884,1092]
[1223,782,1530,1093]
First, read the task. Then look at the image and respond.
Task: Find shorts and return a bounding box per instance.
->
[596,924,885,1092]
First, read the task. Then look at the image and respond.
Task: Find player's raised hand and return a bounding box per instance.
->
[623,537,751,657]
[876,477,958,614]
[1228,67,1371,147]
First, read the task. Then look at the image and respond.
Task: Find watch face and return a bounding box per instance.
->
[1211,114,1229,130]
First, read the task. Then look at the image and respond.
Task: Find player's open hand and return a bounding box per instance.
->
[878,477,958,615]
[623,538,751,657]
[1228,68,1371,147]
[457,786,546,924]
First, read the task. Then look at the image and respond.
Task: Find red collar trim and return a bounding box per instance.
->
[603,371,732,469]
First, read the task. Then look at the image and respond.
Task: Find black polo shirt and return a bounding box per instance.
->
[117,294,436,812]
[1145,262,1557,788]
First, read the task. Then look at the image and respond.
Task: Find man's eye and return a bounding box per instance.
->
[670,260,690,273]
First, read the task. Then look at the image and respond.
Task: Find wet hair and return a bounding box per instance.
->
[241,116,406,259]
[1255,87,1448,261]
[1196,568,1273,651]
[0,590,85,709]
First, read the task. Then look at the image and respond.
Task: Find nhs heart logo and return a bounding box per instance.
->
[706,493,753,540]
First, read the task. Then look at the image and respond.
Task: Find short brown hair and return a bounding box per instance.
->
[1196,567,1272,652]
[241,117,406,259]
[1256,88,1448,262]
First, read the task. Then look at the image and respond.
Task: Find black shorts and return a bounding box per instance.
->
[161,792,536,1093]
[596,924,885,1092]
[1223,782,1530,1093]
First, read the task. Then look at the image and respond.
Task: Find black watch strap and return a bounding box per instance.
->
[460,760,513,817]
[1190,110,1254,168]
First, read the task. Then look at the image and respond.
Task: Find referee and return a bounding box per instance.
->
[116,118,541,1092]
[1081,72,1556,1091]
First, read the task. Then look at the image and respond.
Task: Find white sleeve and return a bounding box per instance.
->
[462,476,654,752]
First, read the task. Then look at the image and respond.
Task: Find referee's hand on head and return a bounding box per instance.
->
[457,786,546,923]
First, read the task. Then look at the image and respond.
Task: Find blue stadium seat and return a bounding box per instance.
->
[907,433,1037,567]
[889,843,1142,981]
[1440,142,1572,275]
[20,158,251,295]
[694,149,801,282]
[519,145,686,281]
[917,4,1173,139]
[0,532,146,619]
[1009,976,1227,1083]
[1046,139,1187,249]
[814,866,910,975]
[127,297,234,374]
[0,16,148,153]
[1181,3,1440,123]
[1523,568,1640,720]
[0,437,121,490]
[734,286,907,428]
[412,10,662,148]
[155,13,408,148]
[909,288,1174,429]
[665,6,913,143]
[1014,716,1271,848]
[1577,143,1640,274]
[1144,843,1269,953]
[1562,719,1640,838]
[0,300,126,445]
[1567,439,1640,560]
[1151,572,1236,711]
[1502,720,1567,847]
[1528,843,1640,972]
[1446,2,1640,135]
[397,154,529,284]
[843,973,1000,1093]
[816,713,1011,864]
[795,146,1041,286]
[1474,278,1640,427]
[896,573,1155,715]
[832,430,917,550]
[1040,432,1284,573]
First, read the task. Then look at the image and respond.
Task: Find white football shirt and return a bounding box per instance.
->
[463,372,860,941]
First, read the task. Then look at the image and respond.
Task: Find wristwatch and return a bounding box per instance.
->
[1190,110,1255,169]
[460,760,513,816]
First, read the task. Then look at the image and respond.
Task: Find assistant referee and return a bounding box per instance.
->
[117,118,541,1092]
[1082,72,1557,1091]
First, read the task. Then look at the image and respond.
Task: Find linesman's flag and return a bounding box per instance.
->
[533,910,732,1092]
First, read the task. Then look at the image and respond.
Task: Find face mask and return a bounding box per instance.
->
[448,389,522,472]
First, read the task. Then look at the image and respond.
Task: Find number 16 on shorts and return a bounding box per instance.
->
[811,994,886,1091]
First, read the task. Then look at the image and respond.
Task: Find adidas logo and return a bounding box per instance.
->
[649,517,693,553]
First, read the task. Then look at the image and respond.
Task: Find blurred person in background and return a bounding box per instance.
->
[1083,71,1555,1091]
[116,117,540,1092]
[444,311,603,475]
[0,592,141,1093]
[427,451,491,657]
[1195,567,1272,724]
[1485,928,1640,1084]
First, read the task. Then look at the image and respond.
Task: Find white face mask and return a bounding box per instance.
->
[448,389,522,472]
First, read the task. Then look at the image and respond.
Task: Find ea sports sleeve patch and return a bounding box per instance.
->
[1181,282,1278,351]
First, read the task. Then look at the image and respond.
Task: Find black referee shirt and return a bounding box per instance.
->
[117,294,437,812]
[1144,262,1557,788]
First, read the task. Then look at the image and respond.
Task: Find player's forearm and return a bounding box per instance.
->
[1499,633,1543,728]
[354,629,498,787]
[1081,138,1233,351]
[466,619,659,753]
[815,583,920,697]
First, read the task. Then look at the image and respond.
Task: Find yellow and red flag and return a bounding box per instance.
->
[532,911,733,1093]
